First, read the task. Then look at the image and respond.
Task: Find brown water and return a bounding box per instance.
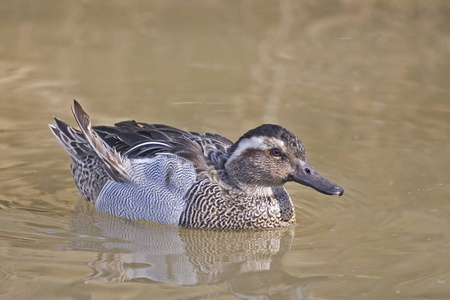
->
[1,1,450,299]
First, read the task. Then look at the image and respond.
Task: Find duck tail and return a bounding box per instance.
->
[49,117,94,161]
[70,100,131,183]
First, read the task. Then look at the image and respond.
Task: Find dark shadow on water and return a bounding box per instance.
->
[66,200,329,299]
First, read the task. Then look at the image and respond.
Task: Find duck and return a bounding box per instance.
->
[50,100,343,230]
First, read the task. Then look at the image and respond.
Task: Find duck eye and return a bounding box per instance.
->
[270,148,282,157]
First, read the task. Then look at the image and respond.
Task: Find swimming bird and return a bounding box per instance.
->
[50,100,343,229]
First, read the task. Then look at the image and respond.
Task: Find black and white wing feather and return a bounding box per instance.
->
[92,119,234,175]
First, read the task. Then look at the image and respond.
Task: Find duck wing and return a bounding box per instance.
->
[71,100,132,183]
[92,117,233,174]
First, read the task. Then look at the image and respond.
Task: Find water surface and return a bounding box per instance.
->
[1,1,450,299]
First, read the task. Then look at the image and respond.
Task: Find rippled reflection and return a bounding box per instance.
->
[64,201,327,299]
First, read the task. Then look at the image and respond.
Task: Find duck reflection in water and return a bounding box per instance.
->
[67,201,329,299]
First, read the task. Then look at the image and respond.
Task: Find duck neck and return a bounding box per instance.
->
[219,168,281,197]
[224,155,264,189]
[238,183,275,196]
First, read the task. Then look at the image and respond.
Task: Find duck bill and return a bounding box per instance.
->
[291,160,344,196]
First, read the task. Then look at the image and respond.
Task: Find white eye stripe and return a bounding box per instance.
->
[229,136,267,161]
[227,136,287,164]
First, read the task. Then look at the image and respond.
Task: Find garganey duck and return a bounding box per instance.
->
[50,100,343,229]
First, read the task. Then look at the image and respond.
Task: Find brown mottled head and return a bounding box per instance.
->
[225,124,343,196]
[229,124,305,159]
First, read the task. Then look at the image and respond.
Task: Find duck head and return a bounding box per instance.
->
[224,124,344,196]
